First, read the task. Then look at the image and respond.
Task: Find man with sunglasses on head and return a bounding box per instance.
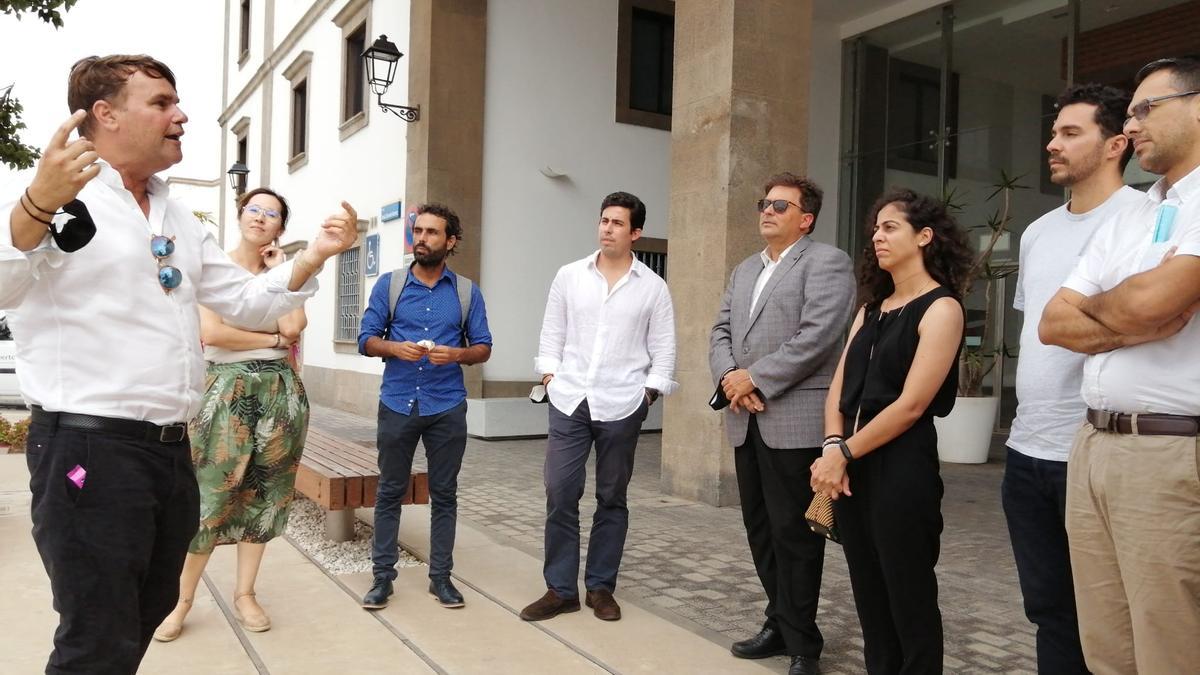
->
[0,55,357,674]
[519,191,676,624]
[1040,57,1200,674]
[709,174,855,675]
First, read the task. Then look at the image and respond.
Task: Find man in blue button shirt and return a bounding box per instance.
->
[356,203,492,610]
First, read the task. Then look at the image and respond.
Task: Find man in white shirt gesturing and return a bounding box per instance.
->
[0,55,357,674]
[1040,56,1200,674]
[520,191,676,623]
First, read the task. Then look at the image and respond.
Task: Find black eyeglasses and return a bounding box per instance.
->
[757,198,803,214]
[150,235,182,293]
[1126,90,1200,124]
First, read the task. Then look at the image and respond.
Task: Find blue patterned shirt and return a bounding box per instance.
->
[358,265,492,416]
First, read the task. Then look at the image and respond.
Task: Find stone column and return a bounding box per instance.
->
[406,0,487,396]
[662,0,813,506]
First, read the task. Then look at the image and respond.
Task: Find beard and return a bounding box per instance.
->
[414,245,449,267]
[1050,145,1104,187]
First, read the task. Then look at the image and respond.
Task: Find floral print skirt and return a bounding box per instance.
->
[188,358,309,554]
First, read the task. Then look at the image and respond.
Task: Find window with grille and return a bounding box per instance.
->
[336,246,362,342]
[633,236,668,279]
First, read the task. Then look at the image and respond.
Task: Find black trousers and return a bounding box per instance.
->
[26,422,199,674]
[1001,448,1089,675]
[836,419,944,675]
[734,416,825,658]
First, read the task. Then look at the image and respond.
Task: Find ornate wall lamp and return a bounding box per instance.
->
[362,34,420,123]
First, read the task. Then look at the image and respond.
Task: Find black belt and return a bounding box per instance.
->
[1086,408,1200,437]
[30,406,189,443]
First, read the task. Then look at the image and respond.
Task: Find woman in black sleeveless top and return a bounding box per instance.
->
[810,189,973,674]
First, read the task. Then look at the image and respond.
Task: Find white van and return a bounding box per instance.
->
[0,311,24,406]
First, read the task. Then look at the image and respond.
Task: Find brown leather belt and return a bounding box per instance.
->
[1086,408,1200,437]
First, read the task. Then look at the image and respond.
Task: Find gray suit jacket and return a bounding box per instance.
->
[708,237,856,449]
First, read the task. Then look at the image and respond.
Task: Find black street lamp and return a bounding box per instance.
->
[227,161,249,193]
[362,34,420,123]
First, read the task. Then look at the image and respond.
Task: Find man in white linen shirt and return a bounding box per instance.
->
[0,55,357,674]
[1040,56,1200,674]
[519,191,676,623]
[1003,83,1141,675]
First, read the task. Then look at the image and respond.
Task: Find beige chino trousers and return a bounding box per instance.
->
[1066,423,1200,675]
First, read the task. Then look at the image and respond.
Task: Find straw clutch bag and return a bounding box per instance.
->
[805,491,841,544]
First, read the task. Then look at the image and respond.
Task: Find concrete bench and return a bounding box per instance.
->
[296,428,428,541]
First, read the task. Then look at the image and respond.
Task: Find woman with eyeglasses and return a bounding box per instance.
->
[154,187,310,641]
[809,189,972,674]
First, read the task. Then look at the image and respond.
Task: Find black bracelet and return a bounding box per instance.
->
[837,439,854,463]
[19,196,53,226]
[23,188,57,215]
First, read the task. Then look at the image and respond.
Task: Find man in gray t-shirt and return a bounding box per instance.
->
[1004,84,1138,675]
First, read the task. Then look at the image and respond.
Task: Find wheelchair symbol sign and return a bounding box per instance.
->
[365,234,380,277]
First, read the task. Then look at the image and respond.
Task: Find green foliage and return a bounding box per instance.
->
[0,0,76,27]
[0,416,11,444]
[193,211,216,227]
[0,90,41,170]
[0,1,77,168]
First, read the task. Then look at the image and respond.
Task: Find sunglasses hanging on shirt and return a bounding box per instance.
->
[49,199,98,253]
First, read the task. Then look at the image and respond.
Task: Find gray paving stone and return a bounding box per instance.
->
[310,404,1035,674]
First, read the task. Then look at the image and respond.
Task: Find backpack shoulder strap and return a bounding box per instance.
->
[385,269,405,338]
[455,274,474,347]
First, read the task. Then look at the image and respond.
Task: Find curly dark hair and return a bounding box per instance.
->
[857,189,974,308]
[416,203,463,255]
[1055,83,1134,170]
[236,187,290,230]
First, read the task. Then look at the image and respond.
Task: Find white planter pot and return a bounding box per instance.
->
[934,396,999,464]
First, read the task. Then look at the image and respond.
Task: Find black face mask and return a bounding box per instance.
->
[52,199,97,253]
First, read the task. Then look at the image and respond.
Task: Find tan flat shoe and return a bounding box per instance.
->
[152,597,193,642]
[233,591,271,632]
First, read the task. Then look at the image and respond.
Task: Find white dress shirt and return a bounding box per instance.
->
[750,240,798,313]
[1062,167,1200,416]
[535,251,677,422]
[0,162,316,424]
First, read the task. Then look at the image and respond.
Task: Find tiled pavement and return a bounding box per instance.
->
[311,403,1036,675]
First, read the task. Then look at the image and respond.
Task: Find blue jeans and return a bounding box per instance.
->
[542,398,647,597]
[371,400,467,580]
[1001,447,1089,674]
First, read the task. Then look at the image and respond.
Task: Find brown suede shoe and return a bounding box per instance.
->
[519,589,580,621]
[585,589,621,621]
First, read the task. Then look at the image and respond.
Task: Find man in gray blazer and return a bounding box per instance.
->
[709,173,855,675]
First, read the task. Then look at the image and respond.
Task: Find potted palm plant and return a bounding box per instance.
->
[935,172,1025,463]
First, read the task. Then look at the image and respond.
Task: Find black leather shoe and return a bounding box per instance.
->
[731,625,786,659]
[789,656,820,675]
[428,576,465,608]
[361,578,394,610]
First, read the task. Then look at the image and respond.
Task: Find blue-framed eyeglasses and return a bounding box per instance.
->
[150,235,182,293]
[244,204,282,221]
